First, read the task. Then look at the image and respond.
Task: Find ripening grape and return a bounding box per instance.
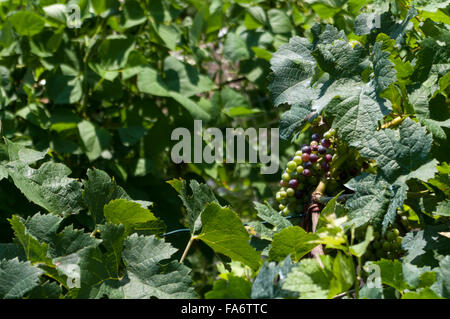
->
[302,169,311,176]
[311,133,320,141]
[302,145,312,154]
[321,139,331,148]
[301,153,310,162]
[288,179,299,189]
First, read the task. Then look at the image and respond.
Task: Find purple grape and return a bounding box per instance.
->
[288,179,299,189]
[279,180,287,187]
[294,189,303,199]
[318,145,327,154]
[301,145,312,154]
[321,162,330,171]
[302,169,311,176]
[311,133,321,142]
[311,144,319,152]
[309,153,318,163]
[321,139,331,148]
[303,161,312,168]
[324,154,333,162]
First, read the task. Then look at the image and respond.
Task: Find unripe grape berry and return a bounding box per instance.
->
[295,150,303,157]
[288,179,299,189]
[279,204,285,210]
[318,145,327,154]
[382,241,391,251]
[328,128,336,136]
[311,133,321,141]
[386,231,395,242]
[282,172,290,181]
[296,166,304,174]
[396,236,402,245]
[313,163,321,171]
[323,131,331,139]
[324,154,333,162]
[301,145,311,154]
[282,207,290,215]
[321,139,331,148]
[393,229,400,236]
[304,161,312,168]
[287,161,297,171]
[293,156,303,165]
[310,141,319,147]
[279,190,287,198]
[301,153,310,162]
[302,169,311,176]
[286,188,295,197]
[309,153,318,163]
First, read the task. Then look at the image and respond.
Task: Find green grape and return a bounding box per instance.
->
[386,231,395,242]
[393,229,400,236]
[382,241,391,251]
[279,190,287,198]
[294,156,303,165]
[282,172,290,181]
[282,207,290,215]
[296,166,304,174]
[279,204,286,210]
[287,161,297,171]
[286,188,295,197]
[295,150,303,157]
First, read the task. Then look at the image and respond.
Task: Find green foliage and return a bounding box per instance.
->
[0,0,448,300]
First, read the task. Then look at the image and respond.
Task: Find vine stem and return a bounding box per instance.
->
[180,235,196,264]
[381,116,404,129]
[310,180,327,267]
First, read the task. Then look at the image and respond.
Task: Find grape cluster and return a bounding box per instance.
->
[275,129,337,215]
[361,227,404,261]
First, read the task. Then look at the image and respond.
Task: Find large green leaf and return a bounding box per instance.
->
[104,199,164,235]
[355,118,437,183]
[6,161,84,216]
[8,11,45,37]
[268,226,319,262]
[0,258,43,299]
[197,202,261,270]
[77,120,112,162]
[82,168,131,225]
[205,274,252,299]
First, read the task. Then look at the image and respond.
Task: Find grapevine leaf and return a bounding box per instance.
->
[251,256,296,299]
[0,258,43,299]
[82,168,131,225]
[173,180,218,234]
[118,234,196,299]
[370,259,409,292]
[205,274,252,299]
[373,41,397,92]
[326,80,391,147]
[328,252,355,298]
[0,244,26,261]
[26,281,61,299]
[51,225,101,258]
[279,104,312,140]
[9,215,53,265]
[198,202,261,270]
[268,226,319,262]
[269,36,316,107]
[8,11,45,37]
[104,199,164,236]
[98,223,126,277]
[350,226,375,258]
[253,202,292,231]
[283,255,334,298]
[357,118,437,184]
[5,161,84,216]
[77,120,112,162]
